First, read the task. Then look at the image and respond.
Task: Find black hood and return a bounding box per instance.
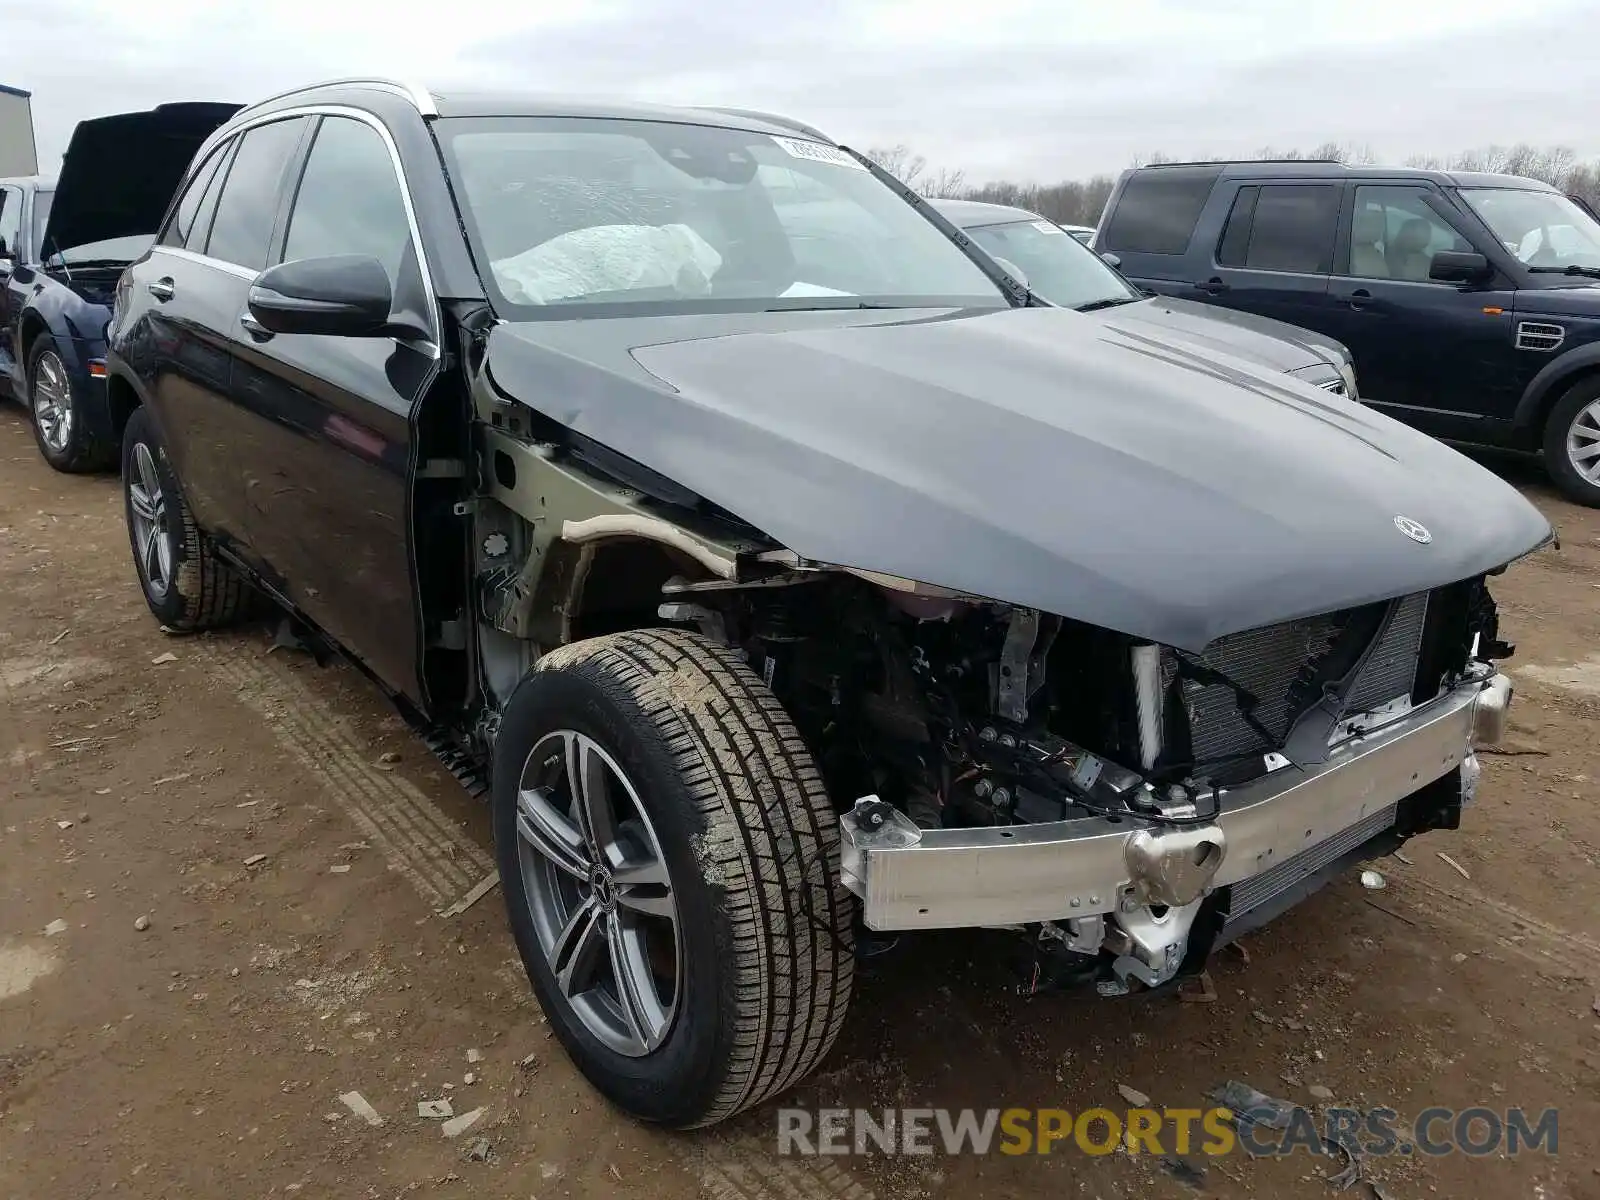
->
[1091,296,1349,374]
[43,102,241,256]
[486,305,1550,651]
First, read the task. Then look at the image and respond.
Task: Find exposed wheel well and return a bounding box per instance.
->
[567,537,709,641]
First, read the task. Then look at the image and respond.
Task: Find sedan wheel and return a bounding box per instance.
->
[515,729,679,1057]
[32,350,74,454]
[128,441,176,600]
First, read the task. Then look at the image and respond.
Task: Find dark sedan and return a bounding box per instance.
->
[0,102,237,470]
[931,197,1360,395]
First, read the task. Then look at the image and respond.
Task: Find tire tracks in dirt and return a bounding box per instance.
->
[1383,869,1600,977]
[195,632,879,1200]
[196,636,493,912]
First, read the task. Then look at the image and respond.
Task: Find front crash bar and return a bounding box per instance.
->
[840,670,1508,932]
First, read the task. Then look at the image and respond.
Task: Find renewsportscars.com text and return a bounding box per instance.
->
[777,1106,1559,1158]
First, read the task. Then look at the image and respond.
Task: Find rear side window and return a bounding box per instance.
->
[1100,167,1221,254]
[204,117,310,270]
[162,141,230,250]
[187,142,237,253]
[1217,182,1340,274]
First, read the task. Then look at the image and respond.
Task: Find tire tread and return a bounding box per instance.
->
[535,628,854,1126]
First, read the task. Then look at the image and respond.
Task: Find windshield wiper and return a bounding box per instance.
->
[1075,296,1142,312]
[1527,264,1600,279]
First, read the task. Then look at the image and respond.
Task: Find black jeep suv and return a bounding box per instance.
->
[108,80,1545,1128]
[1096,160,1600,506]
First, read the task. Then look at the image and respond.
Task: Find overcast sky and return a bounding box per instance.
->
[4,0,1598,183]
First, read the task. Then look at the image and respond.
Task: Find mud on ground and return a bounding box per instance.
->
[2,404,1598,1200]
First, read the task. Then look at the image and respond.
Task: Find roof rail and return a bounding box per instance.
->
[236,77,437,119]
[696,106,834,143]
[1141,158,1342,168]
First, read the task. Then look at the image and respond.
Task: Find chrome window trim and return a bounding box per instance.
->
[235,78,437,120]
[153,243,255,280]
[164,104,441,358]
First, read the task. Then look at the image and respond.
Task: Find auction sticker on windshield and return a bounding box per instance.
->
[1032,220,1066,235]
[773,136,868,170]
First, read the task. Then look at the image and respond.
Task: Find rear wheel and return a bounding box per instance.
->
[121,405,253,629]
[493,629,855,1127]
[1543,378,1600,507]
[29,338,114,472]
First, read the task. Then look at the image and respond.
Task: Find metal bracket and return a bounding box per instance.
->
[1107,899,1202,988]
[657,601,730,646]
[418,458,467,479]
[994,608,1041,723]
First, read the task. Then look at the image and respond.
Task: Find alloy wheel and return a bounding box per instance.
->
[32,352,74,453]
[1567,397,1600,486]
[128,443,175,600]
[515,730,681,1057]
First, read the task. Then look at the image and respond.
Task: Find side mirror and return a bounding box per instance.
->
[1429,250,1492,285]
[992,256,1030,290]
[248,254,393,337]
[1100,251,1122,270]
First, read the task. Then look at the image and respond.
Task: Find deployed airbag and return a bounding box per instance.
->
[492,223,723,304]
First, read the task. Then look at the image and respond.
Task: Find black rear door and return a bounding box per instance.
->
[228,112,438,702]
[136,116,312,552]
[1204,181,1341,336]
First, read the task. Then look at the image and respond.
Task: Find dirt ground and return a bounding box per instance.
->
[3,402,1600,1200]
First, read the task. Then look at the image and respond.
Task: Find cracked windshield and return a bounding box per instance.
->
[443,118,1008,312]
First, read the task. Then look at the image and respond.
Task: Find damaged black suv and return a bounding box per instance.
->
[108,80,1550,1129]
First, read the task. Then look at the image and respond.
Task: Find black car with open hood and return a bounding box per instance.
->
[106,82,1550,1131]
[3,101,238,472]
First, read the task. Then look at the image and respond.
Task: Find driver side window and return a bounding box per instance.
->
[281,116,416,296]
[1345,186,1471,283]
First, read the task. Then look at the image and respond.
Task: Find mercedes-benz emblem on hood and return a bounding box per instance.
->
[1393,515,1432,544]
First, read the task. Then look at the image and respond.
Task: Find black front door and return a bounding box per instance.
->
[228,113,440,702]
[1326,183,1520,436]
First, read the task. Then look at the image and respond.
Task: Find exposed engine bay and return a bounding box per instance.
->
[466,437,1513,996]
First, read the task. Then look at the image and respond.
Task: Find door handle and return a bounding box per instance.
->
[1193,277,1230,296]
[1343,288,1376,311]
[147,278,175,302]
[239,313,274,341]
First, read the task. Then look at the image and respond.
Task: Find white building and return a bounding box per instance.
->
[0,84,38,176]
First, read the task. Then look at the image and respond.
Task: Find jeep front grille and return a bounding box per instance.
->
[1170,592,1430,766]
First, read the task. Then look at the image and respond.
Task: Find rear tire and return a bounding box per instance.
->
[1543,377,1600,508]
[28,337,114,473]
[122,405,253,630]
[492,628,855,1127]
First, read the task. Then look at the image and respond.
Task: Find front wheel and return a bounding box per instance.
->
[1543,378,1600,507]
[492,629,855,1127]
[29,338,114,472]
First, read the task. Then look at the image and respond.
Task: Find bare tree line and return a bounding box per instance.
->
[864,142,1600,229]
